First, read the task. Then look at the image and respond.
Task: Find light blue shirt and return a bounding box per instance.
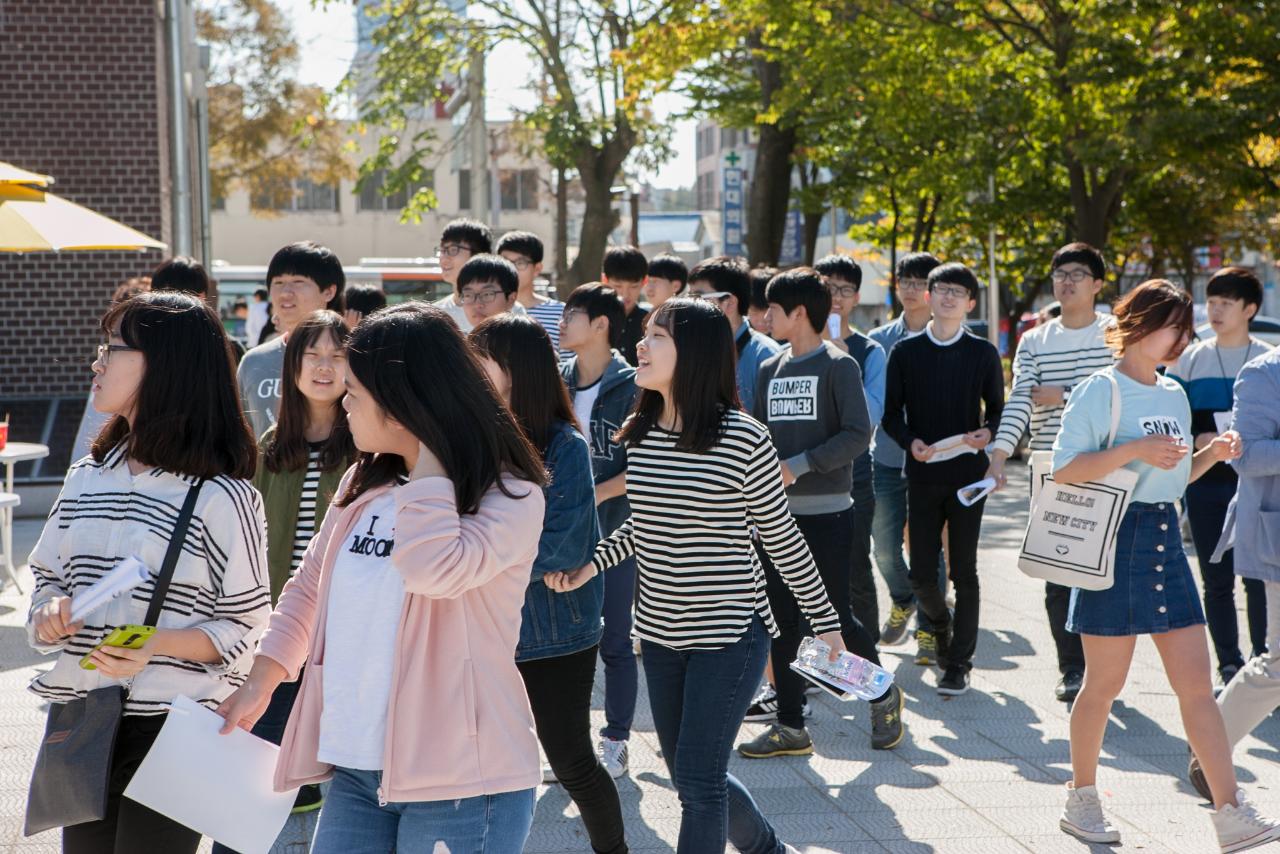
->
[1052,368,1192,504]
[860,344,886,427]
[736,322,783,415]
[868,316,925,468]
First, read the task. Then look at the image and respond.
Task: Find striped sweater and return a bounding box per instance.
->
[590,408,841,649]
[992,313,1116,457]
[25,444,271,715]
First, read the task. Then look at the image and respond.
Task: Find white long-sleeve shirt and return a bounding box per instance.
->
[26,444,271,715]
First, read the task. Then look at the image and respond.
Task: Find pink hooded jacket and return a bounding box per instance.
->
[257,472,545,803]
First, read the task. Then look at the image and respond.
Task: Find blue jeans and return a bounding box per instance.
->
[310,767,534,854]
[872,463,945,629]
[600,555,638,741]
[641,615,783,854]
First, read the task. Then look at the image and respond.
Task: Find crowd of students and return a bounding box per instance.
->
[22,217,1280,853]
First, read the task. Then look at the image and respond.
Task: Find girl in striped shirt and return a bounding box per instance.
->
[547,298,846,854]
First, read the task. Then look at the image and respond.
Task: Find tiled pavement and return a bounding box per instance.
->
[2,460,1277,852]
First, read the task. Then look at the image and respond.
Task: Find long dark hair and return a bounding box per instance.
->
[616,298,739,453]
[92,291,257,479]
[468,314,579,456]
[336,303,547,511]
[263,311,356,474]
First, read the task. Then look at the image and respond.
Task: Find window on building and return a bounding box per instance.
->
[499,169,539,211]
[251,177,340,212]
[358,168,426,212]
[458,169,496,211]
[211,194,226,211]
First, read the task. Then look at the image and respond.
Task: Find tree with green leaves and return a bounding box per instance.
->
[198,0,352,210]
[356,0,670,290]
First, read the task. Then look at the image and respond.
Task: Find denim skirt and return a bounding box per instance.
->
[1067,501,1206,637]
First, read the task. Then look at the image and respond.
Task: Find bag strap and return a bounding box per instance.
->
[1104,368,1123,450]
[144,480,204,627]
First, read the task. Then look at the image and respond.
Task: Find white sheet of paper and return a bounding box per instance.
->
[1215,411,1232,434]
[123,695,296,854]
[70,556,151,623]
[957,477,997,507]
[926,433,979,464]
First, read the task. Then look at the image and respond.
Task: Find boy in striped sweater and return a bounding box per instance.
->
[986,242,1115,703]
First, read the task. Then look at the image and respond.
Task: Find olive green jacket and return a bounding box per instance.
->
[253,427,349,603]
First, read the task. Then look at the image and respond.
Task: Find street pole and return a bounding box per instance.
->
[166,0,193,256]
[987,172,999,350]
[467,45,488,227]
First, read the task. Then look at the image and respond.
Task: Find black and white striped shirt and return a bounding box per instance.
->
[25,444,271,715]
[591,409,841,649]
[289,447,323,572]
[992,313,1116,457]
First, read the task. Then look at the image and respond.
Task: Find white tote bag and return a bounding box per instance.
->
[1018,369,1137,591]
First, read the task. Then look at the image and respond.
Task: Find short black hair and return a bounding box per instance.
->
[1051,242,1106,280]
[689,255,751,317]
[345,283,387,316]
[442,218,493,254]
[564,283,625,349]
[896,251,941,281]
[495,230,544,265]
[266,241,346,311]
[456,254,518,296]
[1207,266,1264,311]
[151,256,212,296]
[814,254,862,289]
[749,265,777,312]
[765,267,831,334]
[928,262,981,300]
[648,253,688,286]
[253,288,269,301]
[602,246,648,282]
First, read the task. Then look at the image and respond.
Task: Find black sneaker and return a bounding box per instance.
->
[1055,670,1084,703]
[937,666,970,696]
[881,603,916,646]
[291,783,324,814]
[737,723,814,758]
[744,684,779,722]
[869,684,905,750]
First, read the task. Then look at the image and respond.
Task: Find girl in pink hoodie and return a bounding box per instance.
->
[217,304,549,853]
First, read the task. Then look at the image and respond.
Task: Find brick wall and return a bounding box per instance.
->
[0,0,169,401]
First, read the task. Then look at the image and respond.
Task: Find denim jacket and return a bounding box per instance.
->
[516,421,605,662]
[561,351,637,537]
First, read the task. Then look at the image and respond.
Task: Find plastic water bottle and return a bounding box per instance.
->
[793,636,894,700]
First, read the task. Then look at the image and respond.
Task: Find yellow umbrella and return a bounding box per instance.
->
[0,161,166,252]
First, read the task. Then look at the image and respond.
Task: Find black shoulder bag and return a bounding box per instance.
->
[25,480,204,836]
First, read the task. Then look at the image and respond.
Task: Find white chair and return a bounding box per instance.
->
[0,492,22,593]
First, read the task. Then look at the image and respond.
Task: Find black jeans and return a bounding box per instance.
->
[517,645,627,854]
[62,715,201,854]
[1186,477,1270,672]
[907,480,985,672]
[850,474,881,644]
[765,508,886,729]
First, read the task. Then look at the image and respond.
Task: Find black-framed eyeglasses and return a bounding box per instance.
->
[897,278,929,292]
[436,243,473,258]
[96,343,139,365]
[502,255,534,271]
[458,289,506,306]
[1051,268,1095,284]
[828,284,858,298]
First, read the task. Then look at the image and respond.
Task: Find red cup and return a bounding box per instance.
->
[0,422,8,451]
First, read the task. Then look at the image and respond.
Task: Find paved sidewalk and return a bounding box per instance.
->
[2,460,1277,852]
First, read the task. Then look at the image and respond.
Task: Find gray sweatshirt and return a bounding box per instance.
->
[236,336,286,440]
[753,341,871,515]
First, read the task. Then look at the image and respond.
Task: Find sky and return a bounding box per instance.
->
[278,0,698,189]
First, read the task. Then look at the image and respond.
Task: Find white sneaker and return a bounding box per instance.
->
[1059,784,1121,844]
[599,737,629,779]
[1214,790,1280,853]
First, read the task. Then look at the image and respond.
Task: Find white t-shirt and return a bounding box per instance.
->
[572,379,602,437]
[318,491,405,770]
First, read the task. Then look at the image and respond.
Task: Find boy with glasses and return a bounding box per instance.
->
[815,254,886,643]
[433,218,493,332]
[497,231,565,349]
[688,255,782,412]
[986,242,1116,703]
[456,255,520,329]
[882,262,1005,696]
[869,253,948,661]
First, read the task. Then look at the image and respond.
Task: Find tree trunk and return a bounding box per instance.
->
[746,122,798,265]
[802,211,823,265]
[888,184,902,317]
[567,172,620,288]
[554,166,570,297]
[1066,155,1126,249]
